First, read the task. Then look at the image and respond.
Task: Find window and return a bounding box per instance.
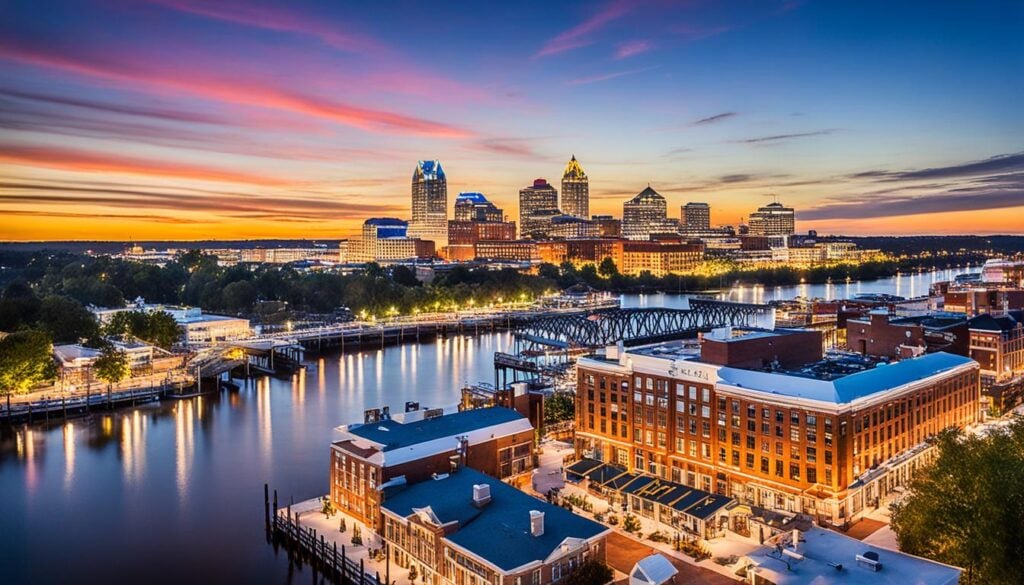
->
[806,446,817,463]
[701,405,711,418]
[760,457,769,473]
[532,569,541,585]
[790,463,801,481]
[745,453,754,468]
[791,412,800,425]
[791,427,800,442]
[702,388,710,403]
[689,386,697,401]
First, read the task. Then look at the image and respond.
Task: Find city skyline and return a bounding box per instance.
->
[2,0,1022,241]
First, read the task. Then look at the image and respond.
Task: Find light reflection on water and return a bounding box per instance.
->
[0,273,974,584]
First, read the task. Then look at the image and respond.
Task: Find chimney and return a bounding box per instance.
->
[472,484,492,508]
[530,510,545,537]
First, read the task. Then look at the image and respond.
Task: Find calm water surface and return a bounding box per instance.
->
[0,269,971,584]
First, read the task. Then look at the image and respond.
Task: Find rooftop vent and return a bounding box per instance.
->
[472,484,492,508]
[529,510,545,537]
[856,551,882,572]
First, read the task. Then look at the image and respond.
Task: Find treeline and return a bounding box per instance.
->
[537,255,983,293]
[0,251,557,325]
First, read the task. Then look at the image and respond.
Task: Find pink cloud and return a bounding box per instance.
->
[0,144,294,185]
[147,0,382,54]
[566,65,661,86]
[535,0,636,57]
[615,40,653,59]
[0,38,472,138]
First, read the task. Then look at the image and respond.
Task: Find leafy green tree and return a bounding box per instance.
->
[891,419,1024,585]
[221,280,258,313]
[144,311,183,350]
[537,263,561,281]
[597,257,618,277]
[37,295,99,343]
[562,559,613,585]
[544,392,575,425]
[391,265,420,287]
[93,346,130,395]
[0,330,56,396]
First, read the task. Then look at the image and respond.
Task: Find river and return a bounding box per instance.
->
[0,268,972,584]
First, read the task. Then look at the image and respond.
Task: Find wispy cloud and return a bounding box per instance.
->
[801,188,1024,220]
[0,144,293,186]
[737,129,837,144]
[0,180,404,220]
[692,111,737,126]
[850,152,1024,182]
[0,37,471,138]
[474,139,540,158]
[673,23,736,41]
[615,40,653,59]
[0,87,227,125]
[535,0,635,57]
[147,0,381,54]
[567,65,660,86]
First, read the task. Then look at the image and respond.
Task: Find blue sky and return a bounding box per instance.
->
[0,0,1021,239]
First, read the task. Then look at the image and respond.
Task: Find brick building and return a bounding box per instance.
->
[967,310,1024,412]
[382,467,609,585]
[943,287,1024,315]
[329,407,535,530]
[574,329,980,526]
[845,311,968,359]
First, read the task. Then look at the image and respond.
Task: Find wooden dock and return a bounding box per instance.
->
[264,485,381,585]
[1,381,190,424]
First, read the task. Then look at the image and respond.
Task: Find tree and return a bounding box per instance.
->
[597,257,618,278]
[544,392,575,425]
[562,559,613,585]
[93,346,130,396]
[0,330,56,396]
[37,295,99,343]
[890,420,1024,585]
[144,311,183,350]
[391,265,419,287]
[221,280,258,313]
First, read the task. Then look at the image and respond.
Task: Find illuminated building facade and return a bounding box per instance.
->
[330,407,535,531]
[623,186,677,240]
[681,202,711,233]
[560,155,589,219]
[410,160,448,247]
[575,330,980,526]
[748,202,795,237]
[519,179,559,238]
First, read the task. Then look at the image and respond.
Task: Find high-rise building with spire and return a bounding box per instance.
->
[560,155,589,219]
[409,160,448,247]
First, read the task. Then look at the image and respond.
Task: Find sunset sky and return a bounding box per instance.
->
[1,0,1022,241]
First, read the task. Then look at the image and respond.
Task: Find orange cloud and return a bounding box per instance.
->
[0,144,292,185]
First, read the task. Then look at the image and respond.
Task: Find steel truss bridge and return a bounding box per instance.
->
[513,298,773,349]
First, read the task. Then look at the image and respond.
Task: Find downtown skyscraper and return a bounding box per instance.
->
[409,160,448,247]
[560,155,589,219]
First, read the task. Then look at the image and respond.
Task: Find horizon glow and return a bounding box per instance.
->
[1,0,1022,241]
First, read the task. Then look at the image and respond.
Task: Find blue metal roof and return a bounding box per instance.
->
[382,468,607,572]
[832,352,974,402]
[414,160,445,181]
[348,407,525,451]
[364,217,408,227]
[455,192,489,204]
